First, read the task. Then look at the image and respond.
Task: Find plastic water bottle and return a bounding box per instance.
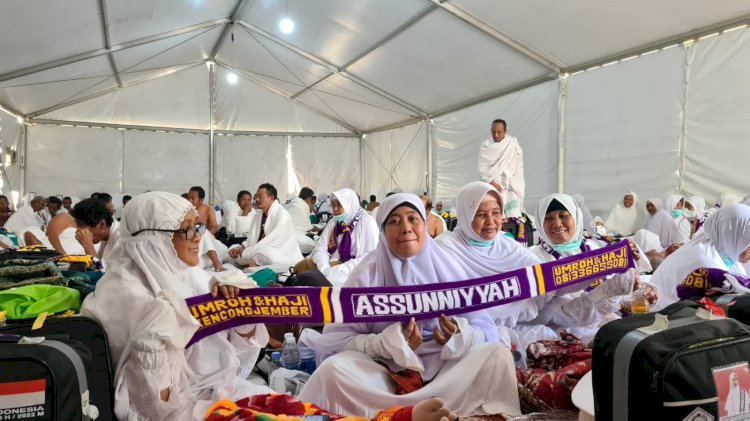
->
[298,342,316,374]
[270,351,282,373]
[281,333,300,369]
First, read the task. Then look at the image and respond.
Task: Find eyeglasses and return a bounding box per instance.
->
[132,224,206,240]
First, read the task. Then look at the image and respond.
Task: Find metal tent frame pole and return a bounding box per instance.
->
[677,42,693,195]
[208,62,217,203]
[557,75,568,193]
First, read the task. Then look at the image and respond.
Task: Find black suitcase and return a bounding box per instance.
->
[0,317,115,420]
[593,301,750,420]
[0,335,99,420]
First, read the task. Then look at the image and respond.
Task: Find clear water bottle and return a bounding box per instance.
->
[298,342,316,374]
[270,351,282,373]
[281,333,300,369]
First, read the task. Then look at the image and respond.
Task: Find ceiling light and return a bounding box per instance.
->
[279,17,295,34]
[226,73,238,84]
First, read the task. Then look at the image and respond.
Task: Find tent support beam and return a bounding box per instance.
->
[365,118,424,135]
[0,18,227,83]
[98,0,122,88]
[208,62,216,203]
[564,14,750,74]
[216,61,362,134]
[557,75,568,193]
[237,20,428,118]
[29,118,357,137]
[677,42,693,194]
[291,4,436,100]
[26,62,201,118]
[0,103,25,120]
[426,118,433,197]
[430,0,563,72]
[210,0,250,59]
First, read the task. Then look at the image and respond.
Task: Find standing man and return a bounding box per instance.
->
[477,118,525,218]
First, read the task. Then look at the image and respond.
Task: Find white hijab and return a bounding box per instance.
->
[641,198,663,229]
[436,182,541,318]
[650,204,750,310]
[725,372,750,415]
[687,196,706,213]
[534,193,585,256]
[306,193,498,377]
[645,195,684,248]
[331,188,361,224]
[605,191,643,236]
[718,193,743,208]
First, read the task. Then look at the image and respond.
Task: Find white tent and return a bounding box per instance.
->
[1,0,749,214]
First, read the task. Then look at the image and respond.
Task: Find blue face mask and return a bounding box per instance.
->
[551,239,583,253]
[672,209,684,219]
[719,250,735,268]
[334,212,349,222]
[469,238,495,247]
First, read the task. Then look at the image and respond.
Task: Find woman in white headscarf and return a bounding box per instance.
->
[725,371,750,415]
[298,193,520,418]
[645,194,691,248]
[436,183,637,351]
[81,192,270,420]
[649,204,750,311]
[526,193,642,341]
[605,191,643,236]
[295,188,379,286]
[641,198,663,230]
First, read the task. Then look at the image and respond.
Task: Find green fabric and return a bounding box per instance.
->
[250,268,278,287]
[0,232,18,246]
[0,284,81,319]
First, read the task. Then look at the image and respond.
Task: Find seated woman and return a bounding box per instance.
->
[437,184,638,350]
[645,194,691,248]
[640,197,663,229]
[295,188,379,286]
[298,193,520,418]
[81,192,271,420]
[605,191,643,236]
[650,204,750,311]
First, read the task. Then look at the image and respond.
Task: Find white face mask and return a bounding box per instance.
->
[683,210,696,219]
[596,226,607,236]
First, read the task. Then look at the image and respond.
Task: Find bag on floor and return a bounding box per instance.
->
[0,334,99,420]
[0,247,62,263]
[593,300,750,420]
[0,284,81,320]
[0,316,115,421]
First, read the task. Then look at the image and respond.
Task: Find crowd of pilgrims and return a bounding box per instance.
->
[1,183,750,420]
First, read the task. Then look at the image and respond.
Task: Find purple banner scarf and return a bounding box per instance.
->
[677,267,750,300]
[185,240,636,347]
[327,210,362,262]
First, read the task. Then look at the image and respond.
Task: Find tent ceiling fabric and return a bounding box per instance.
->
[0,0,749,132]
[451,0,750,68]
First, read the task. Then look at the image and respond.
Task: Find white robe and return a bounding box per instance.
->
[287,197,315,254]
[299,193,519,417]
[5,205,44,235]
[477,135,525,218]
[231,201,303,267]
[605,191,643,236]
[311,189,379,286]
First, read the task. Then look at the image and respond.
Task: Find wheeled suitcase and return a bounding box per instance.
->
[0,334,99,420]
[594,301,750,420]
[0,316,115,420]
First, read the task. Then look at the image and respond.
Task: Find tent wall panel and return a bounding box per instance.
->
[290,136,361,197]
[213,135,289,203]
[682,29,750,205]
[122,131,209,195]
[363,121,428,199]
[0,109,24,203]
[433,80,559,212]
[26,125,123,199]
[564,47,685,216]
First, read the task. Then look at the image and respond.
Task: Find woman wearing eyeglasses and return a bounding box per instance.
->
[82,191,271,420]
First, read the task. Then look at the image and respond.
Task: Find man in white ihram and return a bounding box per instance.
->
[477,118,525,219]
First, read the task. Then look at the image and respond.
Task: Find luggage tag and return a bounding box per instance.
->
[31,312,48,330]
[637,308,720,335]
